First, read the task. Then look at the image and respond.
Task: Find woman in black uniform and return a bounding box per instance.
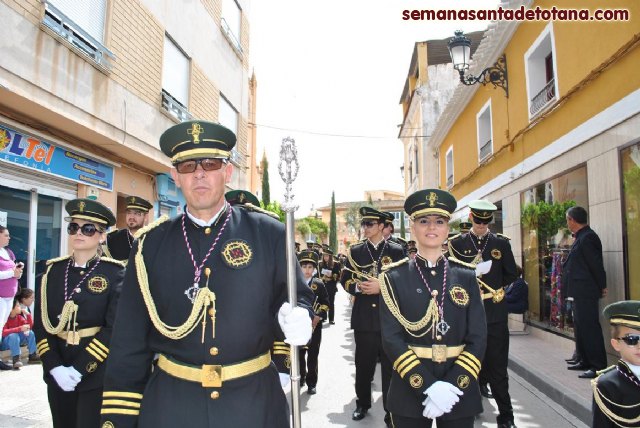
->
[34,198,124,428]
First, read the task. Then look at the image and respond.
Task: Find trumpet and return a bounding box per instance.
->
[342,266,377,281]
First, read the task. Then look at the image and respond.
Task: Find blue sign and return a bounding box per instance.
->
[0,124,114,191]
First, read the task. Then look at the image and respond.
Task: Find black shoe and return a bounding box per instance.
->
[498,422,517,428]
[578,369,597,379]
[307,386,316,395]
[567,363,589,371]
[566,359,581,365]
[352,406,368,420]
[330,321,335,325]
[480,384,494,399]
[384,412,392,428]
[28,353,41,364]
[0,361,11,371]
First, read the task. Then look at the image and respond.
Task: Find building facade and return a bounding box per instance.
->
[0,0,253,288]
[420,0,639,348]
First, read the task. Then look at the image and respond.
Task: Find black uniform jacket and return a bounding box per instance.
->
[309,278,330,323]
[562,225,607,300]
[100,205,314,428]
[380,255,487,419]
[448,231,517,324]
[318,260,341,293]
[592,360,640,427]
[33,255,125,391]
[340,239,405,332]
[105,228,134,262]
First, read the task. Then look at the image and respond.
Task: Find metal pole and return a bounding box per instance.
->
[278,137,302,428]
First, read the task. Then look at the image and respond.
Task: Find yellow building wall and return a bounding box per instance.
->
[440,0,640,199]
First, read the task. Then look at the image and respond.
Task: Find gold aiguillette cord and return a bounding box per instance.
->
[201,268,217,343]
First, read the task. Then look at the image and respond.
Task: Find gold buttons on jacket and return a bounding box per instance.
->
[205,227,211,235]
[210,391,220,399]
[210,347,219,356]
[372,303,377,308]
[79,271,85,276]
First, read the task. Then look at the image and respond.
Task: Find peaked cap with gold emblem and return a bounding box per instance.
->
[125,196,153,212]
[404,189,457,220]
[160,120,236,164]
[459,221,472,233]
[603,300,640,329]
[298,249,319,266]
[468,199,497,222]
[382,211,395,224]
[225,190,260,207]
[359,206,387,222]
[64,198,116,227]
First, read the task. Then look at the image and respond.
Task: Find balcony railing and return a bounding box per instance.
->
[41,1,115,71]
[161,90,193,122]
[530,78,556,116]
[479,139,492,161]
[221,17,243,57]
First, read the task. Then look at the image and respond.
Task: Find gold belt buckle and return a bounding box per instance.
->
[202,364,223,387]
[432,344,447,363]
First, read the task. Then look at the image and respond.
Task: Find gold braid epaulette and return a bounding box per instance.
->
[135,233,215,340]
[591,368,640,427]
[100,256,126,268]
[133,215,170,240]
[448,233,462,241]
[46,255,71,266]
[243,203,280,220]
[447,255,476,269]
[381,257,408,272]
[497,233,511,240]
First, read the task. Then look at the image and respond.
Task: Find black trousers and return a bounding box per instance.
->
[354,330,392,411]
[47,385,102,428]
[327,287,337,323]
[478,321,513,424]
[573,297,607,370]
[390,414,475,428]
[299,325,322,387]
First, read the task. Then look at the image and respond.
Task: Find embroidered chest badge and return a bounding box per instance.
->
[381,256,392,266]
[457,374,470,389]
[221,240,253,269]
[491,249,502,260]
[409,373,423,389]
[449,286,470,307]
[87,275,108,294]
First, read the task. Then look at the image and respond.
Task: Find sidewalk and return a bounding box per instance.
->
[507,326,594,426]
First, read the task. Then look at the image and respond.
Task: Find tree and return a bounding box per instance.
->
[261,152,270,206]
[296,220,311,240]
[400,212,406,238]
[262,201,285,223]
[345,201,366,240]
[329,191,338,252]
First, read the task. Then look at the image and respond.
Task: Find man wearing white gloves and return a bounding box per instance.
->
[100,121,314,428]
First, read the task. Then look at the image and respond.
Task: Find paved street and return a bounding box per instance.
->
[1,289,587,427]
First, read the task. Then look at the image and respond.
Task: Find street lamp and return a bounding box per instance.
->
[448,30,509,97]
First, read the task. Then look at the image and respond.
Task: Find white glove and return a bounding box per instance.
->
[67,366,82,385]
[422,396,445,419]
[278,302,312,346]
[475,260,492,277]
[50,366,79,392]
[279,373,290,388]
[424,381,463,413]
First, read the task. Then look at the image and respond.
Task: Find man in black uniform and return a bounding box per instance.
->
[383,212,408,255]
[319,247,341,325]
[459,222,472,234]
[380,189,486,428]
[100,121,314,428]
[448,200,518,428]
[297,249,329,395]
[104,196,152,262]
[341,206,405,426]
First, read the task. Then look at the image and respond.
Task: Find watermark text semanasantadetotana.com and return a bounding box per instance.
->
[402,6,630,22]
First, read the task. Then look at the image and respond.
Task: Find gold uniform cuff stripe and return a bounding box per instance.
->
[39,347,50,356]
[91,339,109,353]
[103,391,143,399]
[101,409,140,416]
[102,400,141,408]
[273,341,287,346]
[272,350,289,355]
[396,355,418,373]
[37,338,48,347]
[457,356,480,376]
[455,360,478,379]
[399,360,421,378]
[88,343,108,359]
[87,347,106,362]
[460,352,481,369]
[393,350,414,370]
[37,342,50,352]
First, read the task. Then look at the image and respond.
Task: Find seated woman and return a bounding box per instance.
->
[0,297,38,369]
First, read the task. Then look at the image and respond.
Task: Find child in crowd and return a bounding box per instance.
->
[0,297,39,369]
[592,300,640,427]
[16,287,35,314]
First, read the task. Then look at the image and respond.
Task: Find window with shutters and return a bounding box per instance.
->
[161,35,192,122]
[476,99,493,163]
[219,95,242,165]
[445,147,454,189]
[221,0,243,56]
[41,0,115,70]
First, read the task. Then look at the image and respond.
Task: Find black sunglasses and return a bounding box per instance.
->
[67,223,101,237]
[617,334,640,347]
[361,220,379,228]
[472,218,491,225]
[175,158,227,174]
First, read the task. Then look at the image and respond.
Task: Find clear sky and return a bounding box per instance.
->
[250,0,498,217]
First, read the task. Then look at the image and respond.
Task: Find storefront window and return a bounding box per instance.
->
[520,166,588,336]
[622,143,640,300]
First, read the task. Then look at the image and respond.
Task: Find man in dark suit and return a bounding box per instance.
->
[563,206,607,379]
